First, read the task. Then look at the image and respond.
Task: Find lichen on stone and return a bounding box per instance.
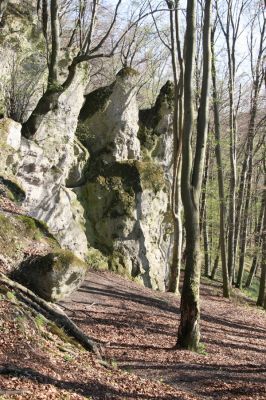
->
[12,250,88,301]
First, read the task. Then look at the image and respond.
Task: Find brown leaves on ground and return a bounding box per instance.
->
[61,271,266,400]
[0,269,265,399]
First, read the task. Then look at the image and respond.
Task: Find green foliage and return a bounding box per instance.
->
[35,313,47,329]
[197,343,208,355]
[6,291,16,302]
[63,354,74,362]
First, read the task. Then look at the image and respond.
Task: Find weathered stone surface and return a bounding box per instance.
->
[0,212,59,273]
[139,81,174,181]
[0,1,45,120]
[0,118,21,178]
[17,71,90,259]
[77,68,141,162]
[12,250,87,301]
[78,159,172,290]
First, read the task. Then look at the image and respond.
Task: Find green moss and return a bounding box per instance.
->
[135,161,165,193]
[39,250,87,273]
[0,212,59,267]
[116,67,139,78]
[0,176,26,202]
[86,248,109,271]
[15,215,57,242]
[48,322,82,348]
[78,83,115,122]
[108,250,131,277]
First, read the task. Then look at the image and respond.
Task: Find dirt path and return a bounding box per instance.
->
[60,270,266,399]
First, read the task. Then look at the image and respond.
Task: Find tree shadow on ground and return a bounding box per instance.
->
[0,365,184,400]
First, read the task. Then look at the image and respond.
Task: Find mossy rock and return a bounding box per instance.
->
[0,176,25,202]
[86,248,109,271]
[138,81,174,155]
[78,83,115,122]
[12,250,88,302]
[0,212,59,268]
[116,67,139,79]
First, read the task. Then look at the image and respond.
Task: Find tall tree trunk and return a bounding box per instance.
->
[257,189,266,307]
[211,241,220,280]
[177,0,212,351]
[236,151,253,288]
[203,208,210,277]
[167,0,183,293]
[236,14,265,288]
[246,197,264,287]
[211,29,230,297]
[200,144,210,277]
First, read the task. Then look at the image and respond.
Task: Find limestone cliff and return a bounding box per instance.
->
[76,69,174,290]
[0,65,174,294]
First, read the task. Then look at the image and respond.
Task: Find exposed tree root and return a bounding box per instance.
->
[0,273,102,359]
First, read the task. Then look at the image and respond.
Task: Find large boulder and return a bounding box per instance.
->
[13,250,87,301]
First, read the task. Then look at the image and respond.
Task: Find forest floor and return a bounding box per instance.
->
[0,268,266,400]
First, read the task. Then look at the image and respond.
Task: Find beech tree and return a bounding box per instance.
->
[177,0,212,350]
[22,0,124,138]
[211,22,230,297]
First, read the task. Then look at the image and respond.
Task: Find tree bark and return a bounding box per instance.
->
[246,196,264,287]
[211,27,230,297]
[167,0,183,294]
[177,0,212,351]
[257,190,266,307]
[0,273,102,358]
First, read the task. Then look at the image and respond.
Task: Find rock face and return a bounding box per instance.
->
[0,0,45,120]
[17,71,89,260]
[0,64,174,293]
[0,118,21,176]
[77,70,174,290]
[78,67,141,162]
[138,81,174,183]
[12,251,87,302]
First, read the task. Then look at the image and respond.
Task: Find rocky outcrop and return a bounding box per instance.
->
[12,250,87,302]
[138,81,174,183]
[16,71,89,260]
[0,0,45,120]
[77,67,141,162]
[0,64,174,293]
[77,70,174,290]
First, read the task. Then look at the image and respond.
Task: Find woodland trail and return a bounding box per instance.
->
[60,270,266,400]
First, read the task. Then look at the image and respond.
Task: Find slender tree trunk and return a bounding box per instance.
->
[177,0,212,351]
[257,190,266,307]
[211,241,220,280]
[203,208,210,277]
[200,144,210,277]
[236,150,253,288]
[246,197,264,287]
[211,29,230,297]
[167,0,183,293]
